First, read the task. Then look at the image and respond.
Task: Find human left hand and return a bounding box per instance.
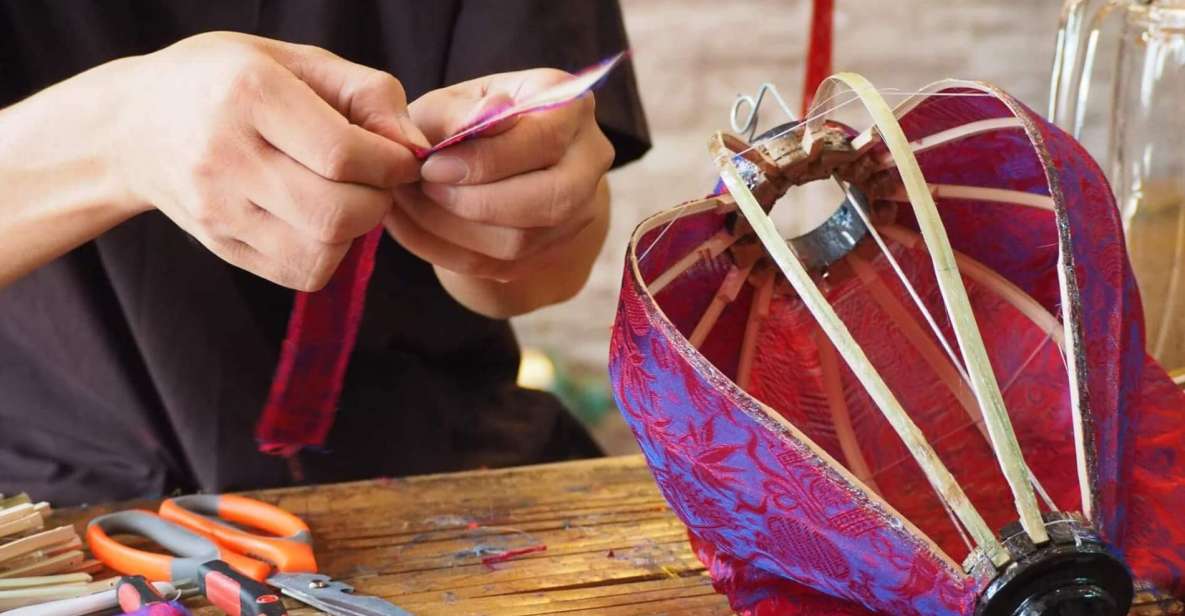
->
[386,69,614,285]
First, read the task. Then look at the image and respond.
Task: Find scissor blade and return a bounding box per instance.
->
[268,573,413,616]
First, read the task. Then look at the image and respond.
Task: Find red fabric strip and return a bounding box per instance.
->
[255,226,383,456]
[801,0,834,116]
[255,54,627,457]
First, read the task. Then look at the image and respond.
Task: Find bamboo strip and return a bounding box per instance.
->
[874,117,1026,170]
[0,513,43,540]
[0,504,36,527]
[736,270,775,391]
[0,579,112,611]
[688,261,757,348]
[716,157,1009,566]
[648,228,741,295]
[0,551,85,579]
[809,73,1047,544]
[0,527,78,565]
[0,495,30,510]
[882,184,1056,212]
[815,329,881,495]
[0,573,91,590]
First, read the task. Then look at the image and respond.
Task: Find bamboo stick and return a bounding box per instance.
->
[0,579,112,611]
[689,261,757,348]
[0,512,43,541]
[881,184,1055,212]
[737,269,775,390]
[874,117,1026,170]
[807,73,1047,545]
[0,551,85,579]
[717,156,1009,566]
[0,527,78,565]
[648,228,741,295]
[0,573,91,590]
[815,329,881,495]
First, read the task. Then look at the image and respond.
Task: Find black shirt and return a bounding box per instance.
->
[0,0,649,505]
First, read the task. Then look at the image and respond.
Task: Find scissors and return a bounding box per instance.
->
[87,494,411,616]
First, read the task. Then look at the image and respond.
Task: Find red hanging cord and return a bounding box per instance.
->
[801,0,835,116]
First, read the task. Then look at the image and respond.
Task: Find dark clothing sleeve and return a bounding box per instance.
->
[444,0,650,168]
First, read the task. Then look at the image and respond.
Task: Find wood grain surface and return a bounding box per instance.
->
[50,455,732,615]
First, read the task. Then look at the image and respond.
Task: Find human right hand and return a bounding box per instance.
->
[116,32,428,291]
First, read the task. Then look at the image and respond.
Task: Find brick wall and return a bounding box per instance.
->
[515,0,1065,375]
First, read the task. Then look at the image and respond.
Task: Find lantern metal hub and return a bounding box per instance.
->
[975,512,1133,616]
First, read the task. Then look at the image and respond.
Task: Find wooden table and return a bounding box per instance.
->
[53,455,733,615]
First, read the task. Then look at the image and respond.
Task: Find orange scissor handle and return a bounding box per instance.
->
[159,494,317,573]
[86,510,272,583]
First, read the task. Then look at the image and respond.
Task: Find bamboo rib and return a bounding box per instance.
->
[842,87,1096,517]
[807,73,1048,545]
[815,330,881,495]
[648,228,741,295]
[737,270,775,390]
[874,117,1026,170]
[850,235,1060,512]
[689,261,757,348]
[882,184,1056,212]
[716,157,1010,566]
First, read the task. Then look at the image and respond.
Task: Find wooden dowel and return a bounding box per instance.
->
[717,155,1009,566]
[810,73,1047,545]
[815,329,882,495]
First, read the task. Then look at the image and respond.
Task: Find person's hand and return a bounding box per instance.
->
[117,32,428,291]
[386,69,614,286]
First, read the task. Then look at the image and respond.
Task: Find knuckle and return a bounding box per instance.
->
[224,58,272,107]
[311,201,350,243]
[543,175,575,227]
[595,131,615,172]
[320,136,358,182]
[297,242,341,291]
[364,70,407,101]
[533,118,569,163]
[189,196,228,234]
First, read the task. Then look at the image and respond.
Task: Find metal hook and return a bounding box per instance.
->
[730,82,798,141]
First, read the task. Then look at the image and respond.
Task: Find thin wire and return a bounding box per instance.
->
[637,91,866,265]
[639,88,999,266]
[731,82,798,140]
[837,178,972,384]
[713,90,1001,166]
[636,200,709,264]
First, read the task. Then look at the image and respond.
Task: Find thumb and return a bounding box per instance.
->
[410,82,520,146]
[265,41,431,151]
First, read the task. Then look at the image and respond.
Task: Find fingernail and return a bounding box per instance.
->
[422,156,469,184]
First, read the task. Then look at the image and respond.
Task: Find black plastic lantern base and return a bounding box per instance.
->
[976,512,1133,616]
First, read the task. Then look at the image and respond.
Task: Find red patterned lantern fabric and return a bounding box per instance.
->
[609,79,1185,614]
